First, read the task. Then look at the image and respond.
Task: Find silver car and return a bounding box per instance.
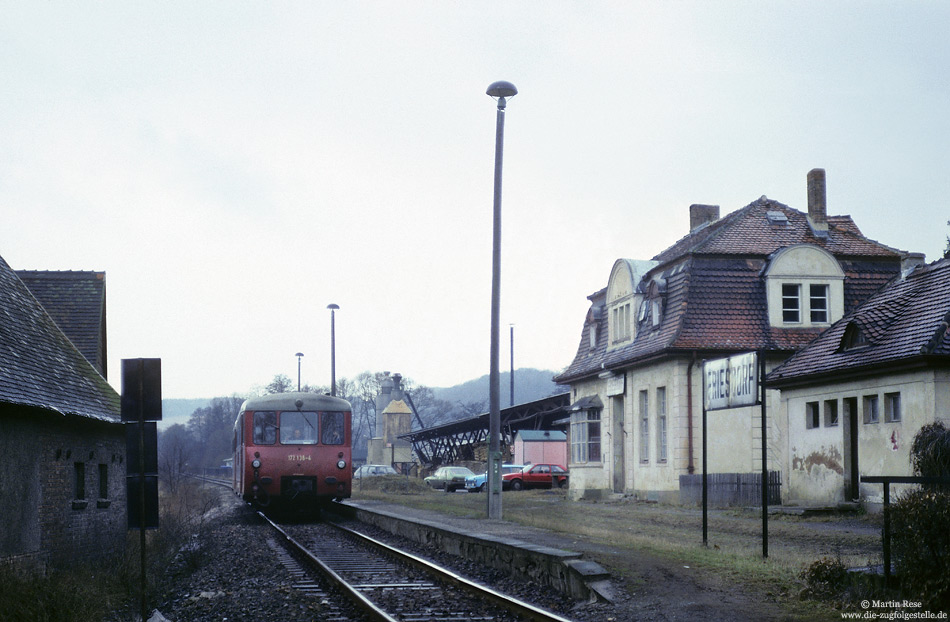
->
[354,464,398,479]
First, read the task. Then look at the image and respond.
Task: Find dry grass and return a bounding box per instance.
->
[351,483,884,620]
[0,479,225,622]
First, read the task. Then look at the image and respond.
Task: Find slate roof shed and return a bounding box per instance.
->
[1,258,119,421]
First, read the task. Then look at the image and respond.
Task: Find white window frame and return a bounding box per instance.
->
[570,408,602,464]
[863,395,880,424]
[639,390,649,463]
[810,284,830,323]
[656,387,667,463]
[782,284,801,323]
[885,393,901,423]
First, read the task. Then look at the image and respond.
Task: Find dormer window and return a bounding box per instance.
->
[765,245,844,329]
[638,299,650,324]
[606,259,657,350]
[652,300,663,327]
[636,279,666,331]
[840,321,869,351]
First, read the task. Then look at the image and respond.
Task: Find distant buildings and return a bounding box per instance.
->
[0,258,124,571]
[555,169,917,506]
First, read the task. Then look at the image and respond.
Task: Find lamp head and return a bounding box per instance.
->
[327,303,339,311]
[486,81,518,99]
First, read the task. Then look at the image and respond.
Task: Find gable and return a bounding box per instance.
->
[764,245,844,279]
[16,270,107,378]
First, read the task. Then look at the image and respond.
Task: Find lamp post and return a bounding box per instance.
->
[486,80,517,520]
[295,352,304,391]
[327,304,339,396]
[510,324,515,407]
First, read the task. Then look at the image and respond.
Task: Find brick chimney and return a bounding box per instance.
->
[807,168,828,233]
[689,204,719,232]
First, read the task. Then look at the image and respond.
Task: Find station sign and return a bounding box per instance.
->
[704,352,759,411]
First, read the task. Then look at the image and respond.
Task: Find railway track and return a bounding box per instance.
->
[263,513,576,622]
[190,473,576,620]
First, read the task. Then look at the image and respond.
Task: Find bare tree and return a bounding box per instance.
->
[265,374,294,394]
[405,385,455,428]
[158,423,193,493]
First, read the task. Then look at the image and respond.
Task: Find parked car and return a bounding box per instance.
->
[424,466,476,492]
[502,464,569,491]
[464,464,525,492]
[354,464,397,479]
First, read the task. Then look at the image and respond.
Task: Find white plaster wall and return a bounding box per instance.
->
[782,370,942,505]
[626,359,712,495]
[566,378,610,497]
[568,356,788,501]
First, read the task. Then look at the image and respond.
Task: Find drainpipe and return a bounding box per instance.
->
[687,352,697,474]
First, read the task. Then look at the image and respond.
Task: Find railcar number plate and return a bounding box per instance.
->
[288,455,311,461]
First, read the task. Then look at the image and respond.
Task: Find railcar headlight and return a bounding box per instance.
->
[337,460,346,469]
[251,458,261,469]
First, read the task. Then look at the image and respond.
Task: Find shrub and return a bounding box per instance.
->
[800,556,849,600]
[890,488,950,610]
[889,421,950,610]
[910,421,950,484]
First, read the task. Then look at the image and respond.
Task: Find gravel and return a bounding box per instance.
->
[131,492,632,622]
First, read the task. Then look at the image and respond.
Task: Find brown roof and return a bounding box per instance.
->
[555,198,903,384]
[16,270,107,377]
[0,256,120,422]
[767,258,950,387]
[653,197,899,263]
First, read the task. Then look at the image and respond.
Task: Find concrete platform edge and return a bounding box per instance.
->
[335,501,613,602]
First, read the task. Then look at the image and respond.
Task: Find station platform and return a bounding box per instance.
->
[336,498,614,602]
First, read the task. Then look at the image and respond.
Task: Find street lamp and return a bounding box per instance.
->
[295,352,304,392]
[486,80,517,520]
[327,304,339,396]
[510,324,515,407]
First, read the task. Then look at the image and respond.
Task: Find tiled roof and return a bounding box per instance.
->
[767,258,950,386]
[0,255,120,422]
[16,270,107,377]
[653,197,900,263]
[555,197,904,384]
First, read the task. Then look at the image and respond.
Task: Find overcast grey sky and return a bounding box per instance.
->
[2,2,948,398]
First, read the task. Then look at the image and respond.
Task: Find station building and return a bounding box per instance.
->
[554,169,913,504]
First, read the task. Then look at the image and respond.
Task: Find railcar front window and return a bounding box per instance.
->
[280,411,318,444]
[252,411,278,445]
[321,411,345,445]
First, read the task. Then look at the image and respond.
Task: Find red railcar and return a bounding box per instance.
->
[232,392,352,509]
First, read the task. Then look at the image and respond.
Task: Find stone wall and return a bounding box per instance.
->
[0,406,126,570]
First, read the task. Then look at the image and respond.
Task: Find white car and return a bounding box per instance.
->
[354,464,398,479]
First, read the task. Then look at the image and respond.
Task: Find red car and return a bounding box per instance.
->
[503,464,569,491]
